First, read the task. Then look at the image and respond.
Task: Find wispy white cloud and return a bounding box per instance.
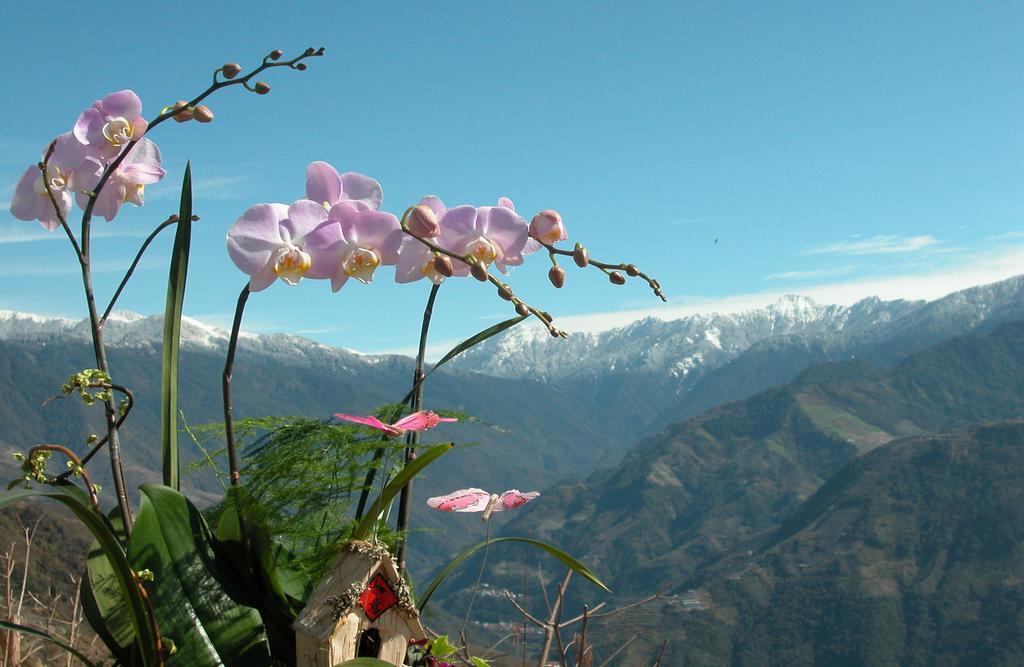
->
[0,223,149,245]
[149,174,252,202]
[765,265,857,281]
[0,256,162,277]
[804,234,940,255]
[986,230,1024,241]
[291,326,351,335]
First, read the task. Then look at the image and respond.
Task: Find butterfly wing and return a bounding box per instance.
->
[427,488,492,512]
[393,410,459,432]
[494,489,540,511]
[334,413,395,435]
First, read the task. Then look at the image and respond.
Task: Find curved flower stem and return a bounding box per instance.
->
[100,215,182,325]
[399,220,567,338]
[541,240,666,302]
[42,142,132,534]
[133,570,166,667]
[53,382,135,480]
[223,284,251,487]
[25,444,101,513]
[78,47,325,238]
[395,282,441,572]
[39,144,83,263]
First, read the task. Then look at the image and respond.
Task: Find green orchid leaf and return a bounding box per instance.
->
[160,162,192,490]
[128,484,272,665]
[352,443,453,541]
[0,619,100,667]
[0,483,159,666]
[400,315,528,405]
[418,536,610,612]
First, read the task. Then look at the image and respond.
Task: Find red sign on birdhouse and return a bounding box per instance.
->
[359,572,399,621]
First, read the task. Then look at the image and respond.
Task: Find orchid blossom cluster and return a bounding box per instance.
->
[10,90,166,227]
[226,162,542,291]
[225,160,664,337]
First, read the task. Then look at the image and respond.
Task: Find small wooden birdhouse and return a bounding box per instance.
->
[293,540,426,666]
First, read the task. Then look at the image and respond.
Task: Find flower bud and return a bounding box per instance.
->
[470,261,489,282]
[192,105,214,123]
[295,62,308,70]
[433,254,454,277]
[515,302,530,317]
[172,101,192,123]
[548,266,565,288]
[625,264,640,277]
[270,49,284,60]
[609,271,626,285]
[497,283,514,301]
[222,63,242,79]
[572,243,589,268]
[406,204,440,238]
[254,81,271,95]
[529,210,567,245]
[549,326,563,338]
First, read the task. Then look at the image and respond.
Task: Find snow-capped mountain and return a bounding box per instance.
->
[5,275,1024,398]
[449,276,1024,384]
[0,308,379,373]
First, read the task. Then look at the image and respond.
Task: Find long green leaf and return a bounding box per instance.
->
[0,619,100,667]
[130,484,272,665]
[0,484,159,666]
[81,509,135,664]
[400,315,528,405]
[161,163,192,490]
[417,536,610,612]
[352,443,453,540]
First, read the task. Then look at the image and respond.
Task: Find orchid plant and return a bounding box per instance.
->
[2,46,664,667]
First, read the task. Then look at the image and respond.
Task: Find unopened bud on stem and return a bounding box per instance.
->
[625,264,640,277]
[497,283,514,301]
[470,261,489,282]
[406,205,440,238]
[548,266,566,288]
[254,81,271,95]
[222,63,242,79]
[192,105,214,123]
[515,302,530,317]
[529,209,567,245]
[270,49,284,60]
[433,254,454,277]
[573,243,589,268]
[172,101,192,123]
[609,271,626,285]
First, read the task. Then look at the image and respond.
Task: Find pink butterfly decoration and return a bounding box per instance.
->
[334,410,457,437]
[427,488,540,521]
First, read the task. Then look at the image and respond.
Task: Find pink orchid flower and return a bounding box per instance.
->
[437,201,528,276]
[304,202,403,291]
[73,90,149,160]
[306,161,383,211]
[335,410,458,437]
[73,138,166,222]
[226,199,333,291]
[10,133,86,230]
[427,488,540,521]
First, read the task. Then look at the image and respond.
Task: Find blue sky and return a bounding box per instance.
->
[2,2,1022,354]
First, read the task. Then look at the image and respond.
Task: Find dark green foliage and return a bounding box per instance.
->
[190,413,415,584]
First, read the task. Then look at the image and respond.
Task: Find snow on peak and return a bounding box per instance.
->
[766,294,823,320]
